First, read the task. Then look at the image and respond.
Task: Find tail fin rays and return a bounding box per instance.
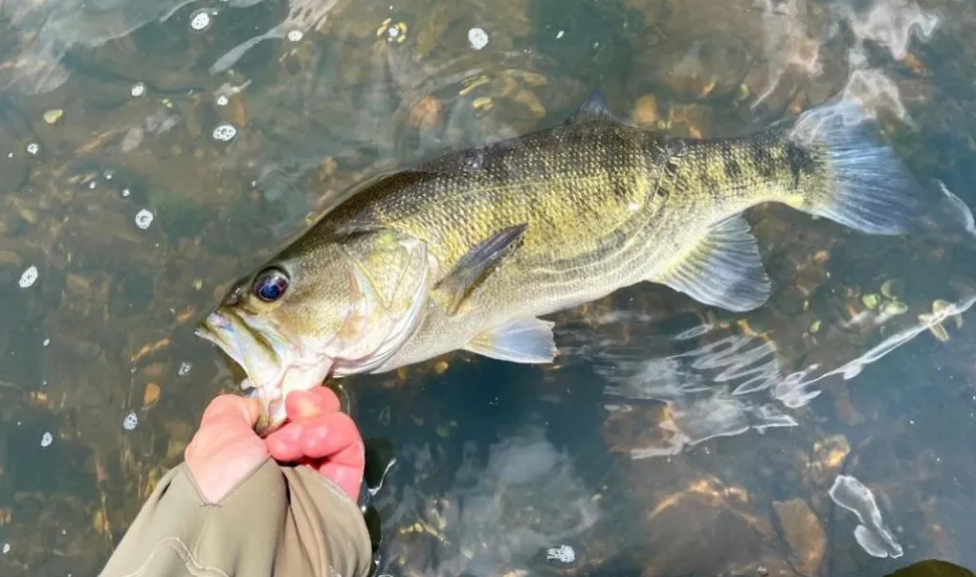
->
[789,100,927,236]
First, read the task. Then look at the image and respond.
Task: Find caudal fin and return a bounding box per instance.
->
[789,100,926,235]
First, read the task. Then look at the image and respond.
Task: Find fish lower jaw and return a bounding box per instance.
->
[253,390,288,437]
[268,359,337,416]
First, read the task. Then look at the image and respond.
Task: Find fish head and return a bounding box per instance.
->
[196,229,433,434]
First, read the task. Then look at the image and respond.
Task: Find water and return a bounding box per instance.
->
[0,0,975,575]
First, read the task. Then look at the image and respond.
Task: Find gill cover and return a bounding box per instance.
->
[331,229,434,375]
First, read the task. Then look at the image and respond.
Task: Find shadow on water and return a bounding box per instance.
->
[2,0,976,575]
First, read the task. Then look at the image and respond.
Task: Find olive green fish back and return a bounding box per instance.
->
[319,121,674,277]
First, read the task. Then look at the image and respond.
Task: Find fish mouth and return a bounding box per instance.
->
[194,310,279,386]
[195,310,334,434]
[195,312,247,370]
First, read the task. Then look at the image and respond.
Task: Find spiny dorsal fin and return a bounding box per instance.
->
[435,223,529,315]
[464,317,557,364]
[567,87,615,124]
[651,215,772,312]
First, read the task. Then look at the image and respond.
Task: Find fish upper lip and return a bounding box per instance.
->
[195,311,248,372]
[194,319,218,344]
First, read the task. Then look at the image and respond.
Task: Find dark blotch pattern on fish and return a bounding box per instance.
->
[723,156,743,180]
[785,141,818,187]
[749,141,777,180]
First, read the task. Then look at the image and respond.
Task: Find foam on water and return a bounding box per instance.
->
[18,266,38,288]
[829,474,904,558]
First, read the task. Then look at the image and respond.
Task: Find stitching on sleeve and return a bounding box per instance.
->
[117,537,231,577]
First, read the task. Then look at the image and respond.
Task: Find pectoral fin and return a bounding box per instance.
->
[435,223,528,314]
[652,215,772,312]
[464,317,557,364]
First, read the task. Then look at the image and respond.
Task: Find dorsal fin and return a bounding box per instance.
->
[567,87,615,124]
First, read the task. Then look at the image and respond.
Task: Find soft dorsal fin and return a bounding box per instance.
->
[567,87,615,124]
[435,223,529,314]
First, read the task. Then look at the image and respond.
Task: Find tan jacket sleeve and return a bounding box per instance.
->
[98,458,373,577]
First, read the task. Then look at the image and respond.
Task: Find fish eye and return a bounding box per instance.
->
[252,268,289,303]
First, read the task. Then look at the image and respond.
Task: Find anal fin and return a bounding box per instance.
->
[463,317,557,364]
[652,215,772,312]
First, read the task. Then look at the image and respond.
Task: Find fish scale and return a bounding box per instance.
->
[332,124,665,267]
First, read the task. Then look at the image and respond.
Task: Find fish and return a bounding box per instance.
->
[196,89,933,433]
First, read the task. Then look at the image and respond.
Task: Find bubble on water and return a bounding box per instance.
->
[468,27,489,50]
[287,30,303,42]
[26,142,39,155]
[546,544,575,563]
[1,543,8,554]
[60,528,66,536]
[40,431,53,447]
[42,338,50,347]
[135,209,154,230]
[190,9,212,31]
[19,265,38,288]
[178,362,193,376]
[216,95,229,107]
[130,83,146,97]
[123,412,138,431]
[212,123,237,141]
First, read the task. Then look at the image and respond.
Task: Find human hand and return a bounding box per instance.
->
[265,387,365,500]
[185,387,365,504]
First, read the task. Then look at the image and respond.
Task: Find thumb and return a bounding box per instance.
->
[198,394,263,432]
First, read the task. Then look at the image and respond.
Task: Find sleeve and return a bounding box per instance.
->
[97,458,374,577]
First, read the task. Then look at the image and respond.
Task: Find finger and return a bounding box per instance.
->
[317,460,364,500]
[264,422,305,463]
[299,412,365,462]
[185,395,267,488]
[309,386,342,412]
[298,457,363,499]
[319,435,366,471]
[265,400,362,464]
[199,395,262,431]
[266,412,363,464]
[284,387,341,422]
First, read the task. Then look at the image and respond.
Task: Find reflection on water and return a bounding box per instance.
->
[2,0,976,575]
[829,474,903,559]
[372,426,601,576]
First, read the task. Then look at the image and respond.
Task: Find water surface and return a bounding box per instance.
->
[1,0,976,575]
